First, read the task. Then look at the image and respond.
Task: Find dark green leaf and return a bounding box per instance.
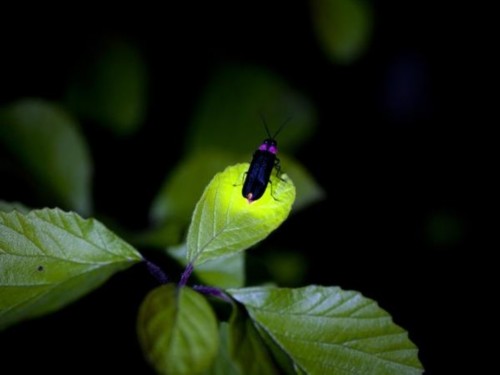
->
[228,303,280,374]
[66,37,148,135]
[205,323,242,375]
[262,249,308,287]
[0,99,92,214]
[0,208,142,330]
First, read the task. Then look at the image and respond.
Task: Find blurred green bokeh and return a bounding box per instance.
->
[65,37,148,136]
[426,211,463,246]
[311,0,373,64]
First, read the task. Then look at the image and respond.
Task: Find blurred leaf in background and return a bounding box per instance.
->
[0,99,92,215]
[186,63,317,154]
[260,248,309,287]
[65,36,148,136]
[150,150,236,226]
[280,154,325,211]
[311,0,373,64]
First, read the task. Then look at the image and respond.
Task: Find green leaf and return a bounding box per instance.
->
[0,99,92,214]
[137,284,219,375]
[0,208,142,331]
[205,323,242,375]
[187,64,316,154]
[280,155,325,211]
[206,305,280,375]
[186,164,295,266]
[66,37,148,135]
[311,0,373,64]
[228,303,280,374]
[168,243,245,288]
[228,286,424,375]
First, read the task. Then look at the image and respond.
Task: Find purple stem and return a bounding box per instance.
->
[178,263,194,287]
[145,260,169,284]
[193,285,232,302]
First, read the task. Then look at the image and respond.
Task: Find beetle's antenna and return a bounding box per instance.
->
[273,116,291,138]
[259,113,291,139]
[259,112,272,138]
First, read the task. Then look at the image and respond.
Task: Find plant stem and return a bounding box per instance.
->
[179,263,194,287]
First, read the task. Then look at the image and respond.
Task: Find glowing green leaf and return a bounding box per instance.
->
[0,208,142,331]
[228,286,424,375]
[186,164,295,266]
[137,284,219,375]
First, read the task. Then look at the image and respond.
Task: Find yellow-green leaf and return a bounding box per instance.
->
[186,164,295,266]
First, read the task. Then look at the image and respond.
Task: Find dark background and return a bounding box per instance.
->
[1,2,483,374]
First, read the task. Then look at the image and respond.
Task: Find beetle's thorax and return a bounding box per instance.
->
[258,139,278,154]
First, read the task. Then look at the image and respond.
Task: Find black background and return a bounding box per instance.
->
[1,2,485,374]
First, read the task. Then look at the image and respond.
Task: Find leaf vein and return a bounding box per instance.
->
[0,220,48,257]
[34,214,122,260]
[273,333,420,370]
